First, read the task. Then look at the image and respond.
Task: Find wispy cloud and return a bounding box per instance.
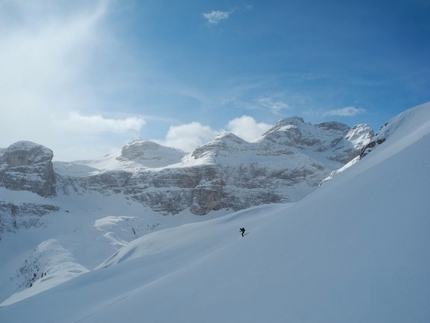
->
[227,116,272,141]
[62,112,146,134]
[258,97,290,115]
[324,107,366,117]
[202,10,234,25]
[245,3,254,10]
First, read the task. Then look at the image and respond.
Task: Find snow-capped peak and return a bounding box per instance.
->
[344,124,373,149]
[117,139,186,165]
[1,141,53,166]
[261,116,305,136]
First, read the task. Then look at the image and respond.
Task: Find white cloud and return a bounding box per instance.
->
[258,97,290,114]
[157,122,219,152]
[202,10,233,25]
[158,117,273,152]
[227,116,272,141]
[62,112,146,134]
[324,107,366,117]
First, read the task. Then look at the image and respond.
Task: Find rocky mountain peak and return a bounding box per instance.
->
[2,141,53,167]
[191,133,247,160]
[0,141,56,197]
[262,116,305,136]
[345,124,374,149]
[116,140,186,167]
[119,140,167,160]
[0,117,373,218]
[317,121,350,134]
[257,118,372,163]
[206,132,247,146]
[261,119,320,148]
[277,116,306,126]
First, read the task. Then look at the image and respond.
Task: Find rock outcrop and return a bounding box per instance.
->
[0,201,59,235]
[116,140,185,168]
[0,118,373,219]
[0,141,56,197]
[53,118,372,215]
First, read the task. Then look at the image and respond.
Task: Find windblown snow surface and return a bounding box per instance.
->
[1,103,430,322]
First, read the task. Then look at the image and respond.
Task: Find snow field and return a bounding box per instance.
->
[0,103,429,322]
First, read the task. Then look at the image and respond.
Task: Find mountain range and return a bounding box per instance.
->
[1,103,429,322]
[0,116,372,232]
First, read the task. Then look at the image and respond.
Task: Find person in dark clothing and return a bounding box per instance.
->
[240,227,245,237]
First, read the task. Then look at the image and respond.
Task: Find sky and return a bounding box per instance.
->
[1,0,429,161]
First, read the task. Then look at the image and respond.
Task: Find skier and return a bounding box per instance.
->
[240,227,245,237]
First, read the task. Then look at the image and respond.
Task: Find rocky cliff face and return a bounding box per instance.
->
[0,142,59,236]
[1,118,373,221]
[360,121,393,158]
[0,141,56,197]
[0,201,59,235]
[260,117,373,163]
[53,118,372,216]
[183,118,373,214]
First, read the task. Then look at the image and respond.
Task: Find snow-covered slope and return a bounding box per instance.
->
[0,186,231,304]
[323,101,430,183]
[1,103,429,322]
[0,117,372,302]
[361,102,430,158]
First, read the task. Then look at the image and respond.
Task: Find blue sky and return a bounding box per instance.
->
[1,0,429,161]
